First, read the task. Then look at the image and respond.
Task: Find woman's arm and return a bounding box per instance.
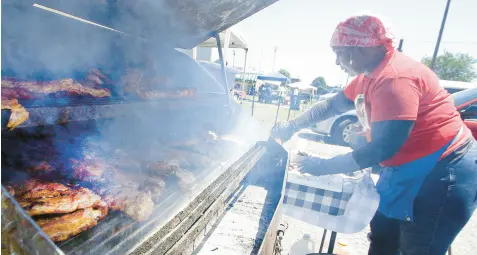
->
[292,91,354,129]
[352,120,414,169]
[271,91,354,141]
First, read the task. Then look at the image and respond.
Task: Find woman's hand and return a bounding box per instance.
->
[271,121,297,142]
[290,151,321,175]
[290,155,323,175]
[291,152,361,176]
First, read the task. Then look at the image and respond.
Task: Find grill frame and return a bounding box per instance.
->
[1,0,283,252]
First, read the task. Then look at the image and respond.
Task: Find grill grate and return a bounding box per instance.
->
[1,143,265,255]
[1,93,229,130]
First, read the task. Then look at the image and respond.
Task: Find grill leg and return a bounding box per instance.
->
[319,229,327,253]
[327,231,337,254]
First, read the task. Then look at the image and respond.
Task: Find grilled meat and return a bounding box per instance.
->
[27,161,54,173]
[71,157,160,221]
[86,68,113,86]
[1,78,111,99]
[37,206,108,242]
[71,158,109,183]
[20,187,103,216]
[174,168,196,191]
[1,98,29,129]
[12,179,71,200]
[99,185,153,222]
[144,160,195,191]
[81,68,115,90]
[5,185,15,196]
[165,149,212,169]
[144,160,181,175]
[121,68,195,99]
[143,176,166,194]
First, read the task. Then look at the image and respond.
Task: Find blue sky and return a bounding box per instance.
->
[221,0,477,86]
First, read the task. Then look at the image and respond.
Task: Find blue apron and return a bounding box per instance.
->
[376,128,463,221]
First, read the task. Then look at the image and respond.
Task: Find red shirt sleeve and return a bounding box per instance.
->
[343,76,360,101]
[369,78,420,122]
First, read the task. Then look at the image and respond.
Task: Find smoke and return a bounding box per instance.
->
[1,1,273,253]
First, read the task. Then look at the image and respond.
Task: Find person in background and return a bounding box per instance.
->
[278,85,286,104]
[290,88,300,110]
[265,85,273,104]
[271,15,477,255]
[258,84,265,103]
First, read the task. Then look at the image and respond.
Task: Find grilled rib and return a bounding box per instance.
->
[20,181,71,200]
[144,160,181,175]
[87,68,113,86]
[99,185,153,222]
[7,179,68,199]
[145,160,196,191]
[71,158,159,221]
[37,206,108,242]
[19,187,103,216]
[1,78,111,99]
[165,149,212,169]
[1,98,29,129]
[121,68,196,99]
[175,168,196,191]
[71,158,108,183]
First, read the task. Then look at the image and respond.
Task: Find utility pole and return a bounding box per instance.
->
[258,47,264,74]
[430,0,452,70]
[272,46,278,72]
[232,50,236,67]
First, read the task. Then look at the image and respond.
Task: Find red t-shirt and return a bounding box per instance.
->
[344,51,471,166]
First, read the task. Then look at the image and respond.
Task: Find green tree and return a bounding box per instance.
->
[422,51,477,82]
[278,69,291,78]
[311,76,330,95]
[311,76,327,87]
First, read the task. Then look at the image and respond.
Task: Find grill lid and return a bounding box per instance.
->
[30,0,279,49]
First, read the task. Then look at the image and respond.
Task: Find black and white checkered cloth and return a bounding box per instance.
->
[284,182,353,216]
[282,140,380,234]
[282,171,380,234]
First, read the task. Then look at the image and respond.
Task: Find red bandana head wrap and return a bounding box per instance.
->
[330,15,394,52]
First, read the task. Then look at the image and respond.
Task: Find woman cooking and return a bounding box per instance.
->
[271,15,477,255]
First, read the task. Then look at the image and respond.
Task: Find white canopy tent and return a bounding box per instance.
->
[198,28,248,49]
[288,82,317,95]
[194,27,249,71]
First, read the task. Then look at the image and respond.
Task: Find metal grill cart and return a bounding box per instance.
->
[1,1,288,254]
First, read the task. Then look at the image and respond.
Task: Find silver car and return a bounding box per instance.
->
[310,93,359,146]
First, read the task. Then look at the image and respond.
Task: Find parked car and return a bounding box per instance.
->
[311,92,357,145]
[312,85,477,147]
[454,88,477,138]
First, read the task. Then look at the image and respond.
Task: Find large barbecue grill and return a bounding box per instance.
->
[1,1,286,254]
